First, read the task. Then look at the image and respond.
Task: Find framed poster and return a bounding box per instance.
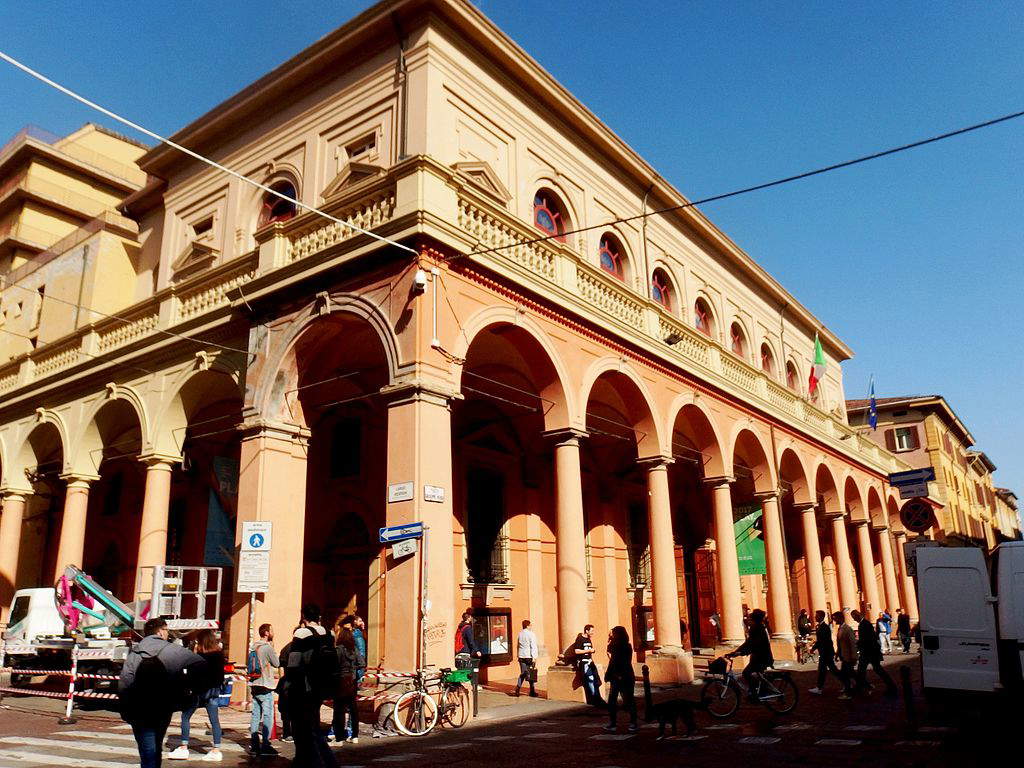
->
[470,607,512,665]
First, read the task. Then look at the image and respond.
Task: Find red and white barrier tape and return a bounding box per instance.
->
[0,668,71,676]
[0,686,69,699]
[72,690,119,700]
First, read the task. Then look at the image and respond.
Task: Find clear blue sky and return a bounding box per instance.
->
[2,1,1022,493]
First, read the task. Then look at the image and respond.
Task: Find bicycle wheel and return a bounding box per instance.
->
[392,689,439,736]
[441,683,470,728]
[700,679,740,718]
[762,674,799,714]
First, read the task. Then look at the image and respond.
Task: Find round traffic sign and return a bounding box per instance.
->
[249,533,265,549]
[900,498,935,534]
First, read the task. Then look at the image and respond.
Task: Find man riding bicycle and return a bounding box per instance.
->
[727,609,774,700]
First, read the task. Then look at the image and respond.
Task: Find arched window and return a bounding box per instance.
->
[760,343,775,376]
[533,189,568,242]
[730,322,747,358]
[598,233,625,280]
[258,179,298,227]
[785,360,799,391]
[651,269,672,311]
[694,297,714,337]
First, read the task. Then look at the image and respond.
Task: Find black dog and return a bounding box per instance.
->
[642,664,698,739]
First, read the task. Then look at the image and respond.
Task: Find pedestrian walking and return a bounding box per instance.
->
[332,620,361,744]
[572,624,604,707]
[513,619,539,697]
[876,610,892,655]
[834,612,857,701]
[169,629,226,762]
[808,610,851,698]
[119,618,206,768]
[896,608,912,653]
[282,604,338,768]
[852,610,898,696]
[248,623,281,756]
[796,608,813,638]
[602,626,638,732]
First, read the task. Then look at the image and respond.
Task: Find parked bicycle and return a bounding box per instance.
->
[700,656,798,718]
[795,635,818,665]
[392,667,471,736]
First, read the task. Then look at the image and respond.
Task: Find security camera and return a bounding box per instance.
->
[412,268,428,294]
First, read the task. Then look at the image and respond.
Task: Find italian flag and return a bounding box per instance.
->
[808,333,826,397]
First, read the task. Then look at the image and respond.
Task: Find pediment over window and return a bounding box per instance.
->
[453,161,511,205]
[171,240,218,282]
[321,161,386,201]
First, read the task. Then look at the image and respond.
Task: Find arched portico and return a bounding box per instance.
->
[845,475,880,615]
[778,446,828,625]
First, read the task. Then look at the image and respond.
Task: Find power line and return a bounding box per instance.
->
[0,50,417,256]
[465,108,1024,259]
[0,326,155,378]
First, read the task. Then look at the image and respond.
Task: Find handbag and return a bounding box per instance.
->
[527,663,538,684]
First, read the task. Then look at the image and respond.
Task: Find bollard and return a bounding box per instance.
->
[58,645,78,725]
[900,665,916,733]
[472,659,479,718]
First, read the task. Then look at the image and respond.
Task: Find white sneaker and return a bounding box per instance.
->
[808,687,823,695]
[168,745,190,760]
[201,749,223,762]
[348,737,359,744]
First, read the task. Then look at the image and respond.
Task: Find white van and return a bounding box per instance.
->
[916,541,1024,694]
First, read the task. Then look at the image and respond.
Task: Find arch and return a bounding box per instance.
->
[693,295,716,339]
[579,357,662,458]
[70,385,150,475]
[0,432,8,489]
[866,485,886,528]
[728,425,776,494]
[597,231,630,283]
[729,320,749,360]
[813,461,841,514]
[154,363,245,458]
[886,494,904,534]
[650,267,674,312]
[666,397,726,478]
[785,357,802,393]
[454,307,574,432]
[526,175,581,243]
[759,341,777,378]
[843,474,866,522]
[252,293,401,424]
[257,176,300,229]
[778,447,812,505]
[532,187,571,243]
[10,410,70,486]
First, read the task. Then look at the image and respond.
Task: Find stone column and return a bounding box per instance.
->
[641,457,682,650]
[797,502,828,615]
[53,475,95,580]
[226,420,309,670]
[828,512,857,618]
[135,457,178,588]
[382,383,456,671]
[0,491,29,622]
[893,531,919,622]
[875,526,900,614]
[854,520,880,616]
[707,477,744,644]
[758,492,794,641]
[547,429,589,653]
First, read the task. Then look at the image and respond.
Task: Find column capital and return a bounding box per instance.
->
[871,523,889,533]
[892,529,908,540]
[852,517,871,529]
[58,472,100,487]
[0,488,31,501]
[792,501,817,512]
[754,490,782,502]
[138,452,182,469]
[380,378,461,408]
[238,418,310,444]
[543,427,588,447]
[637,454,674,470]
[822,508,845,520]
[702,475,735,488]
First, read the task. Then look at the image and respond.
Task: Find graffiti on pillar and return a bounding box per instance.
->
[425,622,448,647]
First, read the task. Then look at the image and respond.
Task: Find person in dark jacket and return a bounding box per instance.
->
[852,610,897,695]
[169,629,225,762]
[332,622,361,744]
[796,609,813,638]
[571,624,604,707]
[896,608,912,653]
[602,626,638,732]
[728,608,773,699]
[282,604,337,768]
[807,610,850,697]
[456,611,481,658]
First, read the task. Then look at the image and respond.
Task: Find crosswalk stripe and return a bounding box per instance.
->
[58,730,245,753]
[0,736,138,757]
[0,748,132,768]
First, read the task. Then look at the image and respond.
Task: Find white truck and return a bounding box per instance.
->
[1,565,224,687]
[915,541,1024,696]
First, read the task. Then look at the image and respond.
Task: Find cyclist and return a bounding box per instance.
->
[726,608,773,700]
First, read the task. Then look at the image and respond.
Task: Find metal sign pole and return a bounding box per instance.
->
[420,526,429,671]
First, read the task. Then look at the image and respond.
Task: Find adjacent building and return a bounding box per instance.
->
[1,0,931,695]
[847,395,1020,547]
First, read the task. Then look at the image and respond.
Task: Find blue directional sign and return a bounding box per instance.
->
[249,533,265,549]
[379,522,424,544]
[888,467,936,486]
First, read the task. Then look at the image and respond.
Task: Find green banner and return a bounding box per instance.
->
[734,505,766,576]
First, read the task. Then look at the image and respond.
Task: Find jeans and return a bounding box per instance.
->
[181,697,222,746]
[290,697,336,767]
[332,692,359,739]
[879,632,891,654]
[132,717,170,768]
[607,678,637,726]
[840,659,856,693]
[580,661,603,705]
[516,659,536,693]
[899,631,911,653]
[251,688,275,741]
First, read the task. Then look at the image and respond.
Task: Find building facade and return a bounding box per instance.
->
[0,0,922,693]
[847,395,1020,548]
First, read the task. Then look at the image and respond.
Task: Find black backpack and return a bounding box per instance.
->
[120,647,203,723]
[312,631,340,701]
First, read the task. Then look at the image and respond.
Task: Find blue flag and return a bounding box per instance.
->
[868,376,878,431]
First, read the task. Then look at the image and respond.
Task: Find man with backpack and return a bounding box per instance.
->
[248,623,281,756]
[119,618,206,768]
[282,604,338,767]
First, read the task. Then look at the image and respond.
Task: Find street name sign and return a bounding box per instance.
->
[424,485,445,503]
[241,521,272,552]
[379,521,425,544]
[888,468,936,486]
[237,550,271,592]
[388,482,414,503]
[899,481,930,500]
